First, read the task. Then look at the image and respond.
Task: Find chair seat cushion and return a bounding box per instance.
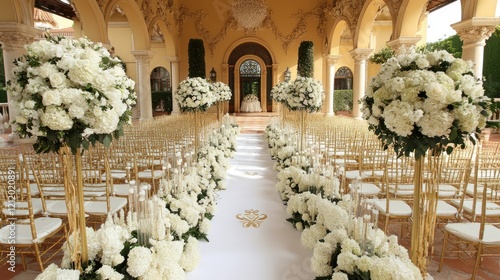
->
[138,170,164,179]
[0,217,62,244]
[85,197,128,216]
[436,200,459,217]
[350,183,380,196]
[113,183,131,196]
[445,222,500,246]
[460,200,500,217]
[388,184,415,196]
[3,198,43,217]
[437,184,458,198]
[369,199,412,217]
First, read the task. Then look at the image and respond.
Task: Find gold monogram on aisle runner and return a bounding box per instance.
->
[236,209,268,228]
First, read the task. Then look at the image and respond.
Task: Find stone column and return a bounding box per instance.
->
[349,48,373,119]
[131,50,155,120]
[271,64,279,112]
[325,55,341,116]
[169,57,180,115]
[452,18,500,78]
[0,23,40,142]
[386,37,422,53]
[221,64,229,114]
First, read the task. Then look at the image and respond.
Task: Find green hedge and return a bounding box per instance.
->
[0,90,6,103]
[297,41,314,78]
[333,90,353,112]
[152,90,172,112]
[188,39,206,78]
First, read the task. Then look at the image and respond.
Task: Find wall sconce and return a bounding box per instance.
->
[210,67,217,82]
[284,67,291,83]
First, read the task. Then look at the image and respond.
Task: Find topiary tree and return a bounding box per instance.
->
[297,41,314,78]
[188,38,206,78]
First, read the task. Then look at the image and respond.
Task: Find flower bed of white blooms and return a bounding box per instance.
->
[7,36,136,153]
[175,77,217,112]
[361,47,491,159]
[265,121,422,280]
[211,81,232,102]
[285,76,325,112]
[36,116,240,280]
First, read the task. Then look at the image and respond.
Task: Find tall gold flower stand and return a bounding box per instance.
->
[60,147,88,270]
[410,153,440,277]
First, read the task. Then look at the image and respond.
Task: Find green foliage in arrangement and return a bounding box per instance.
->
[297,41,314,78]
[333,90,353,112]
[188,39,206,78]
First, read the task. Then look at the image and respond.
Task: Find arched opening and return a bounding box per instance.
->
[150,67,172,114]
[334,66,353,90]
[226,41,274,113]
[240,60,261,99]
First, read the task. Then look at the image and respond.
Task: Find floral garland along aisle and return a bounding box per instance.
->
[36,115,240,280]
[265,120,422,280]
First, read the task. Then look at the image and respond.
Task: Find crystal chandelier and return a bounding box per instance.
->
[232,0,268,29]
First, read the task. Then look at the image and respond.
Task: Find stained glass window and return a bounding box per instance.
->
[240,60,261,77]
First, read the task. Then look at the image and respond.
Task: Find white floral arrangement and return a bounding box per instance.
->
[36,211,194,280]
[175,77,216,112]
[264,121,421,280]
[285,76,325,112]
[270,81,290,103]
[212,81,232,102]
[37,116,240,280]
[361,47,491,159]
[243,93,259,102]
[7,36,136,153]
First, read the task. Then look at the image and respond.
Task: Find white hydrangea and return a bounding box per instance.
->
[126,246,153,277]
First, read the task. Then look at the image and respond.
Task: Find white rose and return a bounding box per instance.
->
[41,90,62,106]
[24,100,36,109]
[48,72,68,88]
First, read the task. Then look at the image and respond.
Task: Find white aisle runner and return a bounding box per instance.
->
[187,134,314,280]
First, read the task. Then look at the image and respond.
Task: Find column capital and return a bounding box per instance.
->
[386,37,422,53]
[452,18,500,42]
[130,50,156,63]
[325,54,342,65]
[349,48,373,61]
[0,23,40,50]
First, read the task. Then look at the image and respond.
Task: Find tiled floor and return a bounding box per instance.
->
[1,113,499,279]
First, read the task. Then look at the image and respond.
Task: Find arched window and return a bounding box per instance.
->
[240,59,261,78]
[334,66,353,90]
[150,67,170,92]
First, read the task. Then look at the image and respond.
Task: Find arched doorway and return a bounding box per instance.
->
[334,66,353,90]
[227,42,274,113]
[150,67,172,113]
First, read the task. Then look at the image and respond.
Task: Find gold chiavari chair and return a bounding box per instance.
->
[438,145,500,279]
[344,138,388,197]
[0,148,67,271]
[368,154,413,236]
[451,141,500,222]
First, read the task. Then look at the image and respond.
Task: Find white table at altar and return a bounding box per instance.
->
[240,100,262,112]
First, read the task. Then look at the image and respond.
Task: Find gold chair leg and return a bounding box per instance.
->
[472,243,483,280]
[34,243,44,271]
[438,231,449,272]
